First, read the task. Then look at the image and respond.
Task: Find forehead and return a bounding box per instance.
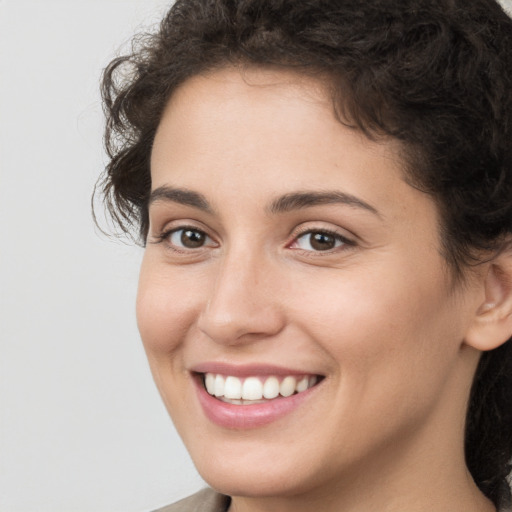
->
[154,68,336,159]
[151,66,406,188]
[162,66,333,121]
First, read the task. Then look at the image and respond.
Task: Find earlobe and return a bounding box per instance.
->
[465,252,512,351]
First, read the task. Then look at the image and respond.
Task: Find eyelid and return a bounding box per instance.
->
[287,225,356,252]
[150,221,219,250]
[172,227,216,247]
[149,219,356,255]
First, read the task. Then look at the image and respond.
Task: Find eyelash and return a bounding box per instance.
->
[288,227,355,254]
[152,225,216,252]
[152,225,355,255]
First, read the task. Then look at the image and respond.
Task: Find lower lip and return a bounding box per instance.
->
[194,376,319,429]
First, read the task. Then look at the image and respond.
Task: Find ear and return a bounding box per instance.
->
[465,250,512,351]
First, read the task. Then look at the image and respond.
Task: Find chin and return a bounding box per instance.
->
[182,428,335,500]
[195,457,315,499]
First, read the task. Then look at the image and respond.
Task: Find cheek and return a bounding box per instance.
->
[289,268,466,454]
[136,259,203,417]
[292,258,462,390]
[136,258,201,355]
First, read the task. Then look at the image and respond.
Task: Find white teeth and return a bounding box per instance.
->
[296,376,309,393]
[205,373,215,395]
[203,373,319,402]
[263,376,280,399]
[214,374,225,397]
[280,376,296,397]
[224,376,242,399]
[242,377,263,400]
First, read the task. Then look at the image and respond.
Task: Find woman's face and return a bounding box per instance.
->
[138,68,483,499]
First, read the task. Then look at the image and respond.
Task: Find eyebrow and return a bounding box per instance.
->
[148,186,380,217]
[149,186,213,213]
[268,191,380,217]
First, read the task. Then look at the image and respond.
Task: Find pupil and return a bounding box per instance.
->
[310,232,335,251]
[181,229,205,248]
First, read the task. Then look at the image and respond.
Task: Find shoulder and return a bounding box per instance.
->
[152,488,230,512]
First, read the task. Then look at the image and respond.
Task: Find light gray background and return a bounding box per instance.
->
[0,1,204,511]
[1,1,511,511]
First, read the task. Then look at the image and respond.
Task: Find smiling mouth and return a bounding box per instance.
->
[201,373,322,405]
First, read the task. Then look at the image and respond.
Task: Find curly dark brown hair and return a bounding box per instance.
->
[97,0,512,506]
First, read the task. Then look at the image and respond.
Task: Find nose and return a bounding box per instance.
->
[197,251,286,345]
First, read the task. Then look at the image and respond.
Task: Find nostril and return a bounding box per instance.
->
[196,263,286,344]
[197,306,285,345]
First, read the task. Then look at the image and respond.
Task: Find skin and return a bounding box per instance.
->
[137,67,499,512]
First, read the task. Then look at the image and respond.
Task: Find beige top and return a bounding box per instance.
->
[153,488,230,512]
[153,486,512,512]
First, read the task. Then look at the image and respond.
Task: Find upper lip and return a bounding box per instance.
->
[190,362,323,378]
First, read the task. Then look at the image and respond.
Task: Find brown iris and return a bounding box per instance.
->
[309,232,337,251]
[180,229,206,248]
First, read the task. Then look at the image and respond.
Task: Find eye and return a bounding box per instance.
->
[167,227,215,249]
[292,230,349,252]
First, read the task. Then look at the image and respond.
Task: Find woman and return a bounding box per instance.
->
[98,0,512,510]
